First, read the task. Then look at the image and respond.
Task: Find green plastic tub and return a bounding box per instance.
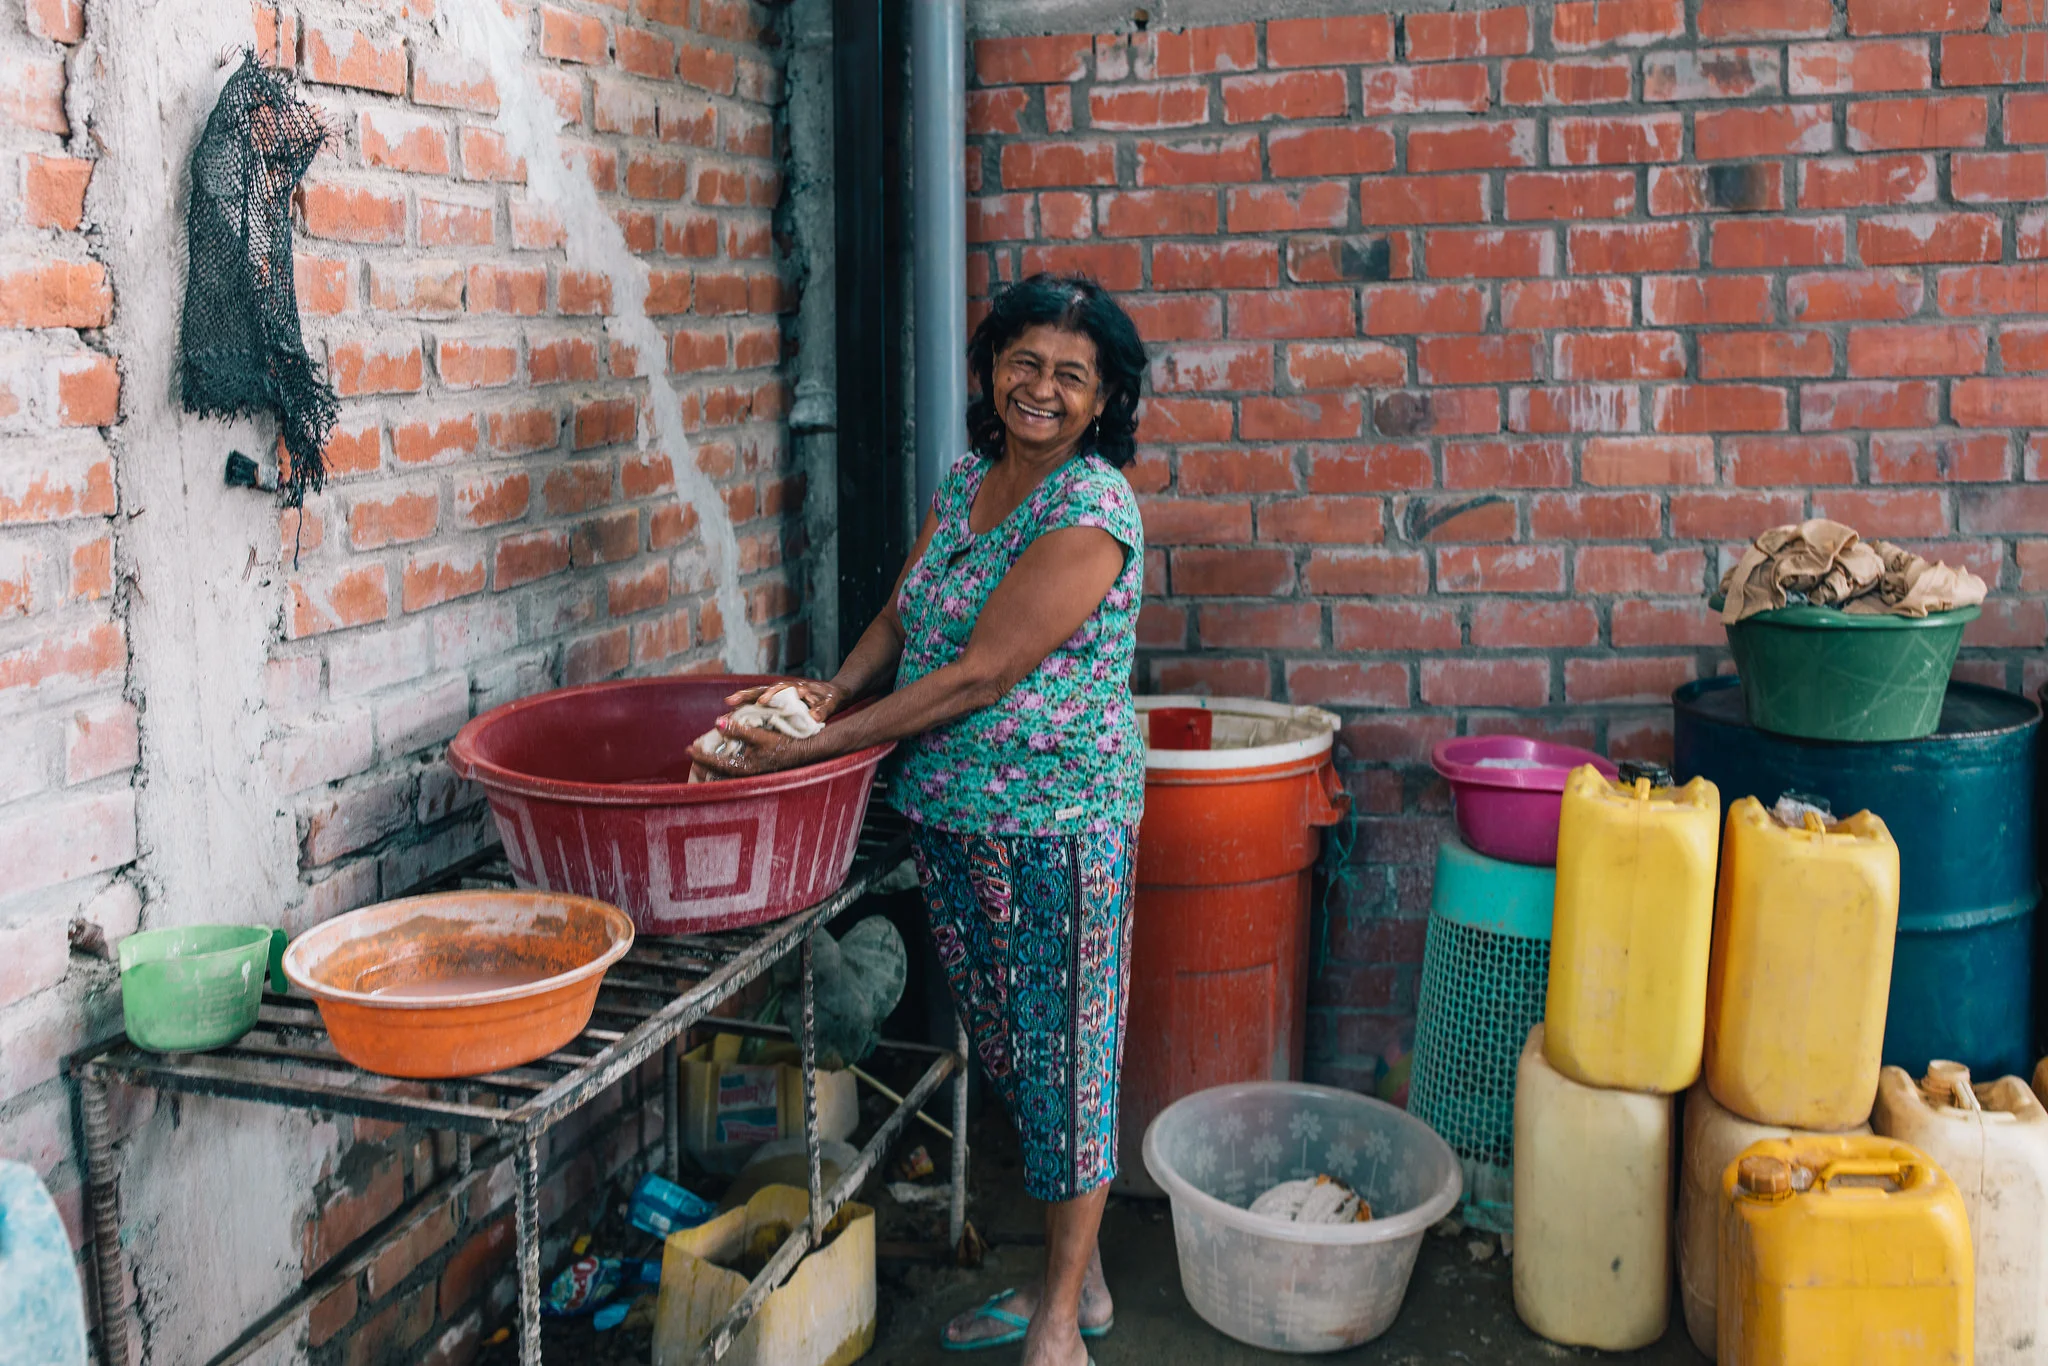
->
[118,924,287,1053]
[1722,602,1980,742]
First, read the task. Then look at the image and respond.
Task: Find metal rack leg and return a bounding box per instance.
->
[514,1133,542,1366]
[83,1078,129,1366]
[663,1043,681,1181]
[799,932,823,1227]
[949,1015,968,1249]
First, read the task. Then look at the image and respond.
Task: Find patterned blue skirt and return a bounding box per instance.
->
[910,821,1138,1202]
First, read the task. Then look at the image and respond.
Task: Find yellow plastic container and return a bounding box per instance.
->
[653,1184,875,1366]
[1546,766,1720,1093]
[1512,1024,1673,1351]
[1720,1135,1973,1366]
[1677,1082,1871,1360]
[1705,798,1900,1130]
[1875,1062,2048,1366]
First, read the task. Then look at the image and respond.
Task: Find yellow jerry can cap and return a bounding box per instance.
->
[1737,1155,1793,1200]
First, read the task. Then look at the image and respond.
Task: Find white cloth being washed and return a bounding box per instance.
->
[688,685,824,782]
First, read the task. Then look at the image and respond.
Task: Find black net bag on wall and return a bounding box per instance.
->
[180,52,337,507]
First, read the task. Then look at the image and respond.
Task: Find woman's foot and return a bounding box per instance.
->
[940,1252,1113,1348]
[1021,1313,1091,1366]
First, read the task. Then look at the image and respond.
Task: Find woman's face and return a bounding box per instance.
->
[991,324,1108,460]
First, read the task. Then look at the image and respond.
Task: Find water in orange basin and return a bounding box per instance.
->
[369,968,554,999]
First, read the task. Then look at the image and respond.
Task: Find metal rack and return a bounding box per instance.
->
[69,807,967,1366]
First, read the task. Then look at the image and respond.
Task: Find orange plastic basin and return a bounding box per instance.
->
[281,891,634,1079]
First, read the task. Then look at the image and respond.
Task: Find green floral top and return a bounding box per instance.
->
[888,451,1146,838]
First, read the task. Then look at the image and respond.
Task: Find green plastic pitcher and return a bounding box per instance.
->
[117,924,288,1053]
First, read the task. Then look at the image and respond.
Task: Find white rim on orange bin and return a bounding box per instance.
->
[1135,695,1339,772]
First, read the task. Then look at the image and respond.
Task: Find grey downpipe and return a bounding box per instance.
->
[911,0,968,515]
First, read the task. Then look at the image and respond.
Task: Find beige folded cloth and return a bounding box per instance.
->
[1719,519,1985,622]
[1839,542,1987,618]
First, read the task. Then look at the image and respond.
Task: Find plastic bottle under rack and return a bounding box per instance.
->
[1874,1062,2048,1366]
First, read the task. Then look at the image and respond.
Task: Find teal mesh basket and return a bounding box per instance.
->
[1406,837,1554,1233]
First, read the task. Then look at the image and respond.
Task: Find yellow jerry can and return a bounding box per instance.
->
[1677,1081,1871,1360]
[1720,1135,1973,1366]
[1547,766,1720,1093]
[1704,798,1900,1130]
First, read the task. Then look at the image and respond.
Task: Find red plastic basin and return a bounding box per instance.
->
[447,677,893,934]
[1429,736,1618,867]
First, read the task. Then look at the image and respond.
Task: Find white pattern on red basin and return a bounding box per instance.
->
[486,768,871,933]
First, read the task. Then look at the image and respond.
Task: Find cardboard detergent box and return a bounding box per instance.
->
[680,1033,856,1172]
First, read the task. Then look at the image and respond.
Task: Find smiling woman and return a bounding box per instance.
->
[689,274,1149,1366]
[966,273,1148,471]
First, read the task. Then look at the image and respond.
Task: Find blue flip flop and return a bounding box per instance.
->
[937,1288,1114,1352]
[939,1290,1029,1352]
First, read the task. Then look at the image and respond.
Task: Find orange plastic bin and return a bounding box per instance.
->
[1118,697,1350,1195]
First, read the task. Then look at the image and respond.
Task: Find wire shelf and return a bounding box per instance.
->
[73,808,914,1135]
[69,799,961,1366]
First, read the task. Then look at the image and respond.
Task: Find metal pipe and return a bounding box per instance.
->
[515,1135,542,1366]
[911,0,968,515]
[800,933,824,1227]
[663,1043,681,1181]
[82,1079,128,1366]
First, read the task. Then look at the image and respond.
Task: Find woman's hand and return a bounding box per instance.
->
[688,714,817,779]
[723,679,847,724]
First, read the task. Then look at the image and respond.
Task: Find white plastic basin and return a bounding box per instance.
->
[1142,1081,1461,1354]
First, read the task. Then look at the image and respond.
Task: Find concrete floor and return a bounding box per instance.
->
[870,1113,1707,1366]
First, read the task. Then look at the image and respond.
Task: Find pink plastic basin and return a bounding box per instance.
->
[447,676,894,934]
[1429,736,1619,867]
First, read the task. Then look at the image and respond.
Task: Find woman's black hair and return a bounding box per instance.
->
[966,273,1147,469]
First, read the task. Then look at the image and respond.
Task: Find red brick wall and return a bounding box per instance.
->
[0,0,131,1245]
[968,2,2048,1095]
[2,0,802,1357]
[277,0,801,921]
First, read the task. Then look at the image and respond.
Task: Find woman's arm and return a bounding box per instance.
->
[694,523,1127,776]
